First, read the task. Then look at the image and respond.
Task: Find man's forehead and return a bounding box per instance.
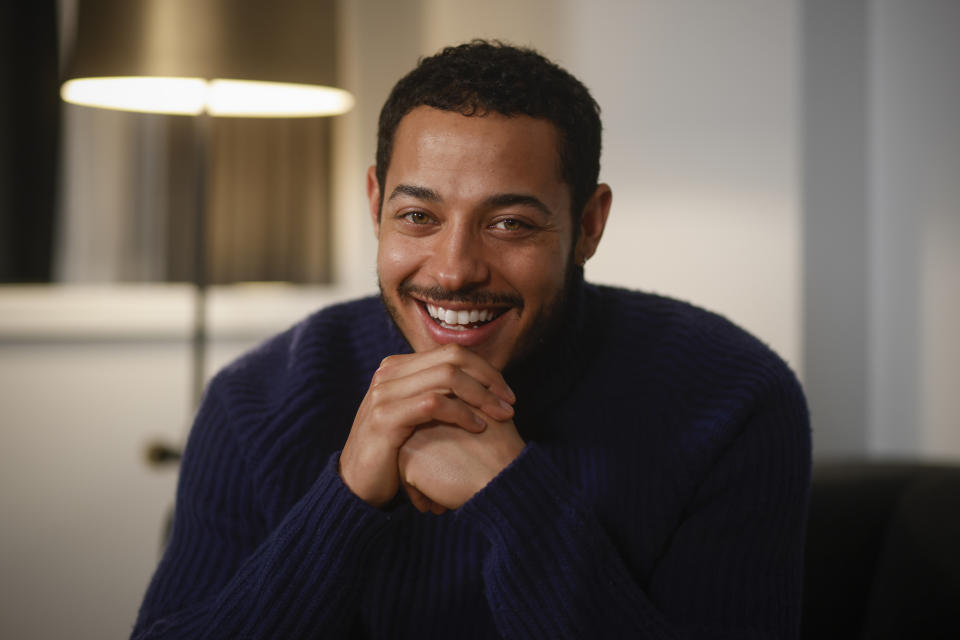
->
[387,106,567,191]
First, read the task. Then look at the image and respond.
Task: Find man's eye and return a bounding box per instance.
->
[492,218,528,232]
[402,211,430,225]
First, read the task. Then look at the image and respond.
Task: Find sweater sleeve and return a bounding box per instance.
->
[458,371,811,640]
[131,386,390,640]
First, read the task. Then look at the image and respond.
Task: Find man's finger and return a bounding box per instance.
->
[375,393,489,445]
[375,344,516,405]
[371,361,514,422]
[402,479,434,513]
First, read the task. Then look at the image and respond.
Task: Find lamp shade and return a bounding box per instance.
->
[61,0,353,117]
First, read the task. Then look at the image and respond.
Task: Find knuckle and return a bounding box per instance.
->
[438,362,458,380]
[369,405,388,426]
[373,361,394,382]
[420,393,441,413]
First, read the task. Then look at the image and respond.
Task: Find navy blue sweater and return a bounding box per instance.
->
[133,281,810,639]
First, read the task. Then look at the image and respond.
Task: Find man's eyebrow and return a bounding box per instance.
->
[483,193,554,218]
[387,185,554,218]
[387,184,442,203]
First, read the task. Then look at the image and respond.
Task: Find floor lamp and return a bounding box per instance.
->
[60,0,353,459]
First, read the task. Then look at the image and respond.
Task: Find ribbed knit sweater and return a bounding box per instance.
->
[133,280,811,639]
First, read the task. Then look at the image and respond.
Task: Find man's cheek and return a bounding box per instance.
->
[380,240,425,282]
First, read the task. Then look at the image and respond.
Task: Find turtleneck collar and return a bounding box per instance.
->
[502,268,594,439]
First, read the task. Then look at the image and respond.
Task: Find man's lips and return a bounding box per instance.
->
[424,302,506,328]
[412,298,513,347]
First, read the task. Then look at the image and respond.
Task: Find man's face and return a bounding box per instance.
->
[369,106,579,371]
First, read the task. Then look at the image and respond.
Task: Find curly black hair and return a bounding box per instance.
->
[375,40,602,225]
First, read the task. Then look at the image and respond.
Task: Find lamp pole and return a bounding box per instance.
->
[191,111,211,408]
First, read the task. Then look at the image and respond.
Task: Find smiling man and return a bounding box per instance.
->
[134,42,811,639]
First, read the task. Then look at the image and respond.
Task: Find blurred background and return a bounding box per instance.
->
[0,0,957,638]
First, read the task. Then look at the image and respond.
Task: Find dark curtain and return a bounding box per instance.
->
[0,1,60,282]
[202,116,332,284]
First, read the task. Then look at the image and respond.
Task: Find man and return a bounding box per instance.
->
[133,41,810,639]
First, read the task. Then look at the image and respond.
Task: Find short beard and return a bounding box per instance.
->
[501,255,580,374]
[377,254,580,372]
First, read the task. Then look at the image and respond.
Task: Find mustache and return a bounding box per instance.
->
[397,281,523,308]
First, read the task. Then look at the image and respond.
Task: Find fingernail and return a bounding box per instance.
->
[504,385,517,403]
[474,413,487,428]
[498,399,514,415]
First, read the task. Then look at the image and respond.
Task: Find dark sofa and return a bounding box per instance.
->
[801,461,960,638]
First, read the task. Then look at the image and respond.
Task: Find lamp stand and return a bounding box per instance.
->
[191,111,211,409]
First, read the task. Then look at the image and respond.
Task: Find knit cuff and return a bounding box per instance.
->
[455,445,669,638]
[456,443,584,548]
[300,450,394,555]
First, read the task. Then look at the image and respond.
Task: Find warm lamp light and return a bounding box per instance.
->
[61,77,355,117]
[61,77,208,115]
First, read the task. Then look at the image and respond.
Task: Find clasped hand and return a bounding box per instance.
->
[339,344,525,513]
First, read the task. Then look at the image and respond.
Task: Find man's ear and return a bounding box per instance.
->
[574,183,612,265]
[366,165,381,237]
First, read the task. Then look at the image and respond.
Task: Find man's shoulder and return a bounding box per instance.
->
[587,283,754,340]
[583,283,808,448]
[586,283,800,389]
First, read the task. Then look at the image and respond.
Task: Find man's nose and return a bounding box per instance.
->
[429,223,490,292]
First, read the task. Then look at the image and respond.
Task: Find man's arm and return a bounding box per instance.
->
[132,386,389,640]
[133,344,516,640]
[401,368,811,639]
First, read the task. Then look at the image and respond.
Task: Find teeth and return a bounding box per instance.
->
[426,304,500,327]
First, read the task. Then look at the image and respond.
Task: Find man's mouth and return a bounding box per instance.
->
[424,303,507,331]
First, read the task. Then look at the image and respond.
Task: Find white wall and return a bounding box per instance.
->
[563,1,802,370]
[803,0,960,459]
[869,0,960,457]
[802,0,871,455]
